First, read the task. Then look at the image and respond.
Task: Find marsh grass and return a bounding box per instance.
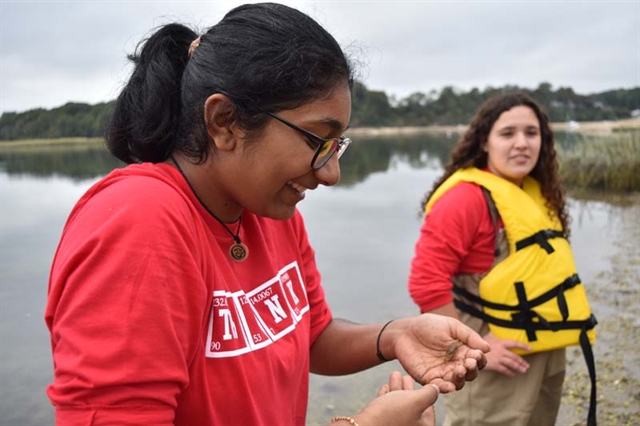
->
[558,131,640,192]
[2,132,638,192]
[0,137,105,153]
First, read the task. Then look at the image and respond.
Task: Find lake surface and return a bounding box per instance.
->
[0,134,636,425]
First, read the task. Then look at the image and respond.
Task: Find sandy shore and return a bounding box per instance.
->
[555,195,640,426]
[346,118,640,137]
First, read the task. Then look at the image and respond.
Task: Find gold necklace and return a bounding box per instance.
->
[170,156,248,262]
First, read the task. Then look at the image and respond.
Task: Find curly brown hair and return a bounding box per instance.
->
[421,92,571,235]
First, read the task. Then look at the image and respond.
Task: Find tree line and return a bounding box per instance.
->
[1,82,638,141]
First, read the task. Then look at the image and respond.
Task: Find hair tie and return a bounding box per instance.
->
[188,37,201,58]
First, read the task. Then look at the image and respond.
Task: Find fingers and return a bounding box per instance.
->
[428,378,455,394]
[376,383,389,397]
[463,358,479,381]
[503,339,531,352]
[409,383,440,412]
[510,353,529,371]
[451,321,491,354]
[465,348,489,369]
[495,342,529,373]
[388,371,404,391]
[493,361,520,377]
[424,383,440,402]
[384,371,417,392]
[364,381,440,425]
[485,348,530,376]
[402,374,416,391]
[451,364,470,390]
[421,405,436,426]
[463,357,478,372]
[481,333,531,376]
[430,363,472,392]
[465,368,479,382]
[475,350,488,370]
[379,371,415,396]
[503,353,529,375]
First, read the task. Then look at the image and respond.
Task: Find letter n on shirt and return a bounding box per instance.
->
[205,261,310,358]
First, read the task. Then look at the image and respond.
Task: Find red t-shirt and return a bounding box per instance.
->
[408,182,500,313]
[45,163,332,425]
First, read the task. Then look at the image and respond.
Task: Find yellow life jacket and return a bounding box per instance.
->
[428,167,598,426]
[427,168,596,353]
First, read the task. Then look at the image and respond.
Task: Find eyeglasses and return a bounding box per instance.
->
[265,111,351,170]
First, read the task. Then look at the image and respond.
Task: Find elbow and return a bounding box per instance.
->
[408,279,453,313]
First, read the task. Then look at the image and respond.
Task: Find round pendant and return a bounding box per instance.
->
[229,242,249,262]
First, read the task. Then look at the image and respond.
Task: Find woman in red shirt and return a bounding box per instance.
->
[45,3,491,426]
[409,93,595,426]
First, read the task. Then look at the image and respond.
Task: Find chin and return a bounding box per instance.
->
[504,173,528,186]
[264,206,297,221]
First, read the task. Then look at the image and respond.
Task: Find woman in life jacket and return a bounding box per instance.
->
[408,92,596,426]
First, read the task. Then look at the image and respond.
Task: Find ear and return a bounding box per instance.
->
[203,93,240,151]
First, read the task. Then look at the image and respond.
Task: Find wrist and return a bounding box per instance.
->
[331,415,360,425]
[376,320,395,362]
[377,317,411,362]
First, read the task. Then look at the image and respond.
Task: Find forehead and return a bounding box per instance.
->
[494,106,539,128]
[285,82,352,130]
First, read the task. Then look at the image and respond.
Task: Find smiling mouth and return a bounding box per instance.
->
[287,181,308,197]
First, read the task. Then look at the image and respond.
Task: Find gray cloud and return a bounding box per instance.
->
[1,0,638,114]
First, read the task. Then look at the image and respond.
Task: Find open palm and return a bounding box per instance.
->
[393,314,490,393]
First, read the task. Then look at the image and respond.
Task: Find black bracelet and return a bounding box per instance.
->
[376,320,395,362]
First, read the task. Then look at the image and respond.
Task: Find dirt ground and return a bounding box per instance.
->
[555,200,640,426]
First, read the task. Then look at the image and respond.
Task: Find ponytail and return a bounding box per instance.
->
[107,4,354,164]
[106,24,197,164]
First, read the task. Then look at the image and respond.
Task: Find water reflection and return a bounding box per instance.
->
[0,143,123,180]
[0,130,586,185]
[0,134,456,186]
[339,134,456,186]
[0,133,636,426]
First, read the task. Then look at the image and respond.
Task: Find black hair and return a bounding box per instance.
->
[106,2,354,164]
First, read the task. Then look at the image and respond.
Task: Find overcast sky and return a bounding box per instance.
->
[1,0,638,114]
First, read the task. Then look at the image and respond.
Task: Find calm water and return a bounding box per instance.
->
[0,134,635,425]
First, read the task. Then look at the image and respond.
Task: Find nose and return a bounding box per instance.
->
[314,153,341,186]
[514,132,528,148]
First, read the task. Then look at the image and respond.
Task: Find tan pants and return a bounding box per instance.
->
[443,348,566,426]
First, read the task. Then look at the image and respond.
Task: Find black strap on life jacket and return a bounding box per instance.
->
[581,322,598,426]
[454,294,598,426]
[515,229,565,253]
[479,188,564,256]
[457,188,598,425]
[452,293,597,337]
[480,188,501,257]
[453,274,581,317]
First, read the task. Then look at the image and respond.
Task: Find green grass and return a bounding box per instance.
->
[0,137,105,153]
[558,131,640,192]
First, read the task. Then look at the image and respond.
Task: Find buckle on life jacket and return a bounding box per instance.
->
[452,274,595,339]
[515,229,565,253]
[452,287,599,426]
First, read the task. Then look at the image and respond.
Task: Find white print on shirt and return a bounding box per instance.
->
[205,261,310,358]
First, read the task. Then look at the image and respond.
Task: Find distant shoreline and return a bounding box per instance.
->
[0,119,638,147]
[346,117,640,137]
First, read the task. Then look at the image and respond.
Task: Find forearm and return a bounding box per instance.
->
[427,302,460,321]
[309,317,412,375]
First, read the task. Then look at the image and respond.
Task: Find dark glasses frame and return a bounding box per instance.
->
[265,111,351,170]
